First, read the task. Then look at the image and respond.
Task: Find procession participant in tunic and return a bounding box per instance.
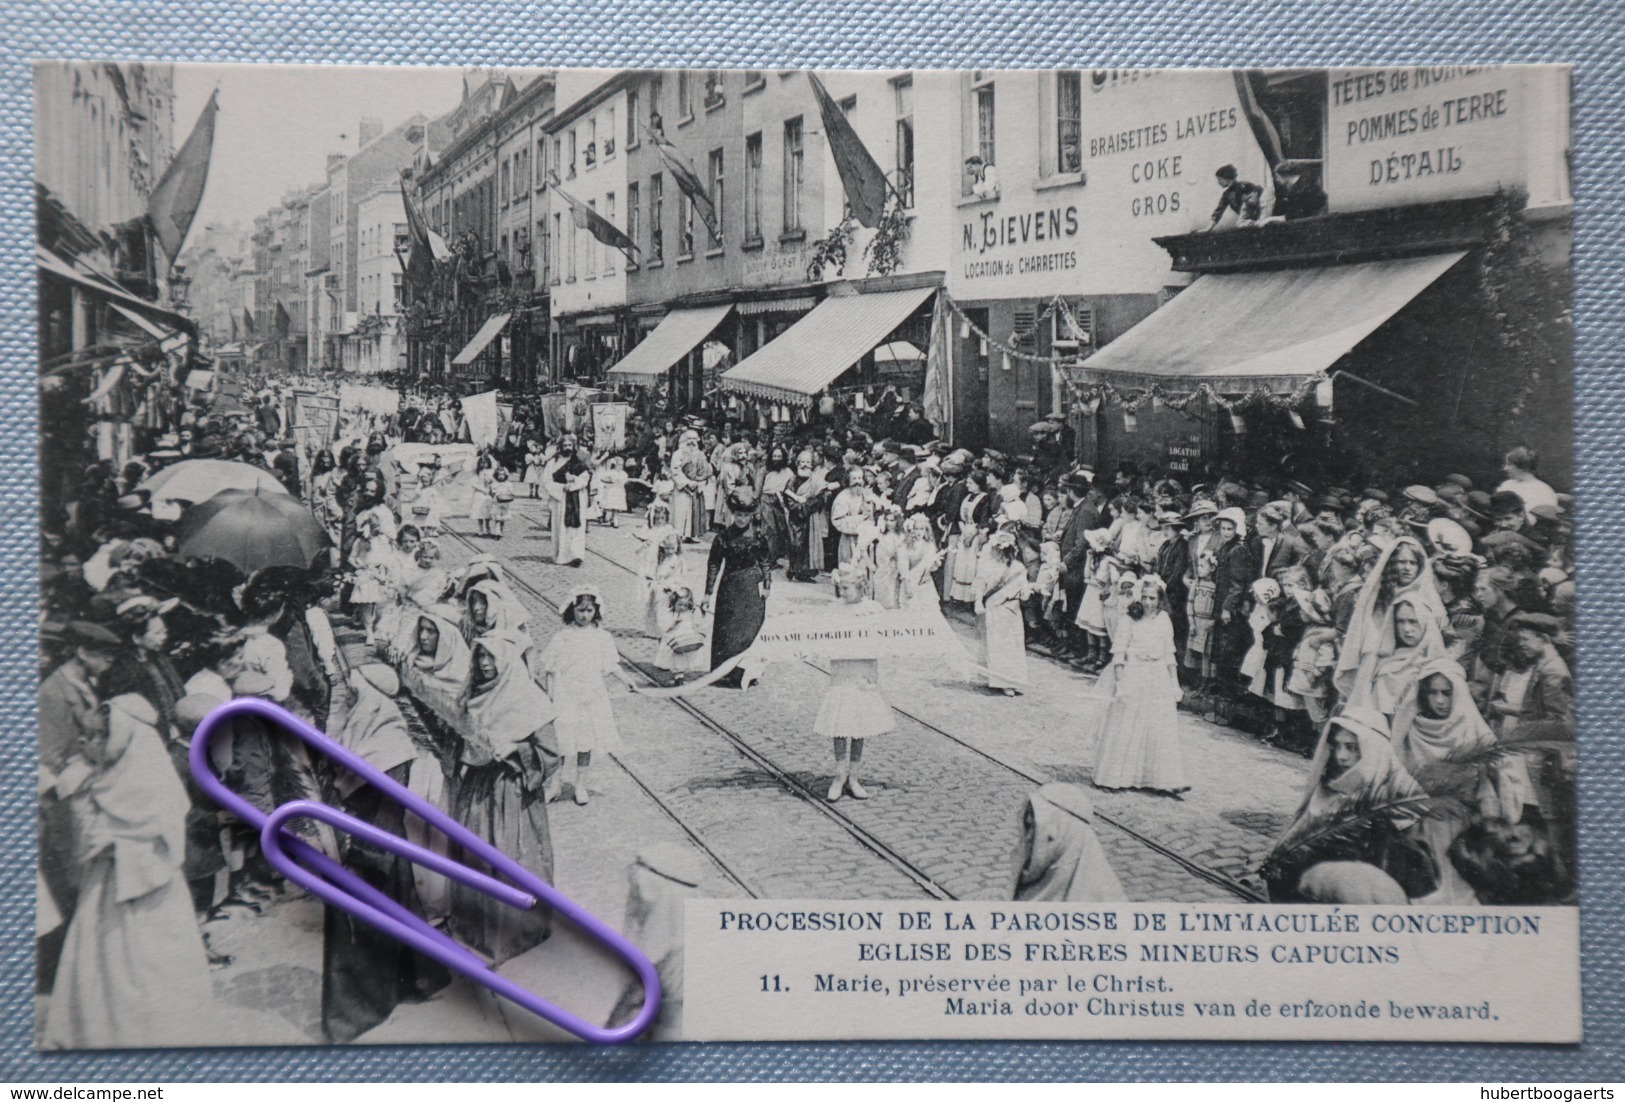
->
[1092,576,1189,795]
[816,562,896,801]
[639,527,686,639]
[703,488,774,689]
[1333,535,1447,705]
[43,694,213,1050]
[1010,783,1126,903]
[545,433,593,566]
[453,631,558,964]
[537,585,636,806]
[669,431,714,543]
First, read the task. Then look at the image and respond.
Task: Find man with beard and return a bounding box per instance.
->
[546,432,594,567]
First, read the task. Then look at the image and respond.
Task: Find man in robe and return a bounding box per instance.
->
[546,433,593,567]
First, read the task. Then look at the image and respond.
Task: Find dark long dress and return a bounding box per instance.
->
[706,520,773,688]
[322,762,452,1043]
[450,740,557,964]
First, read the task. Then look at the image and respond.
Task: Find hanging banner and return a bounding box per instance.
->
[590,402,630,451]
[461,390,501,449]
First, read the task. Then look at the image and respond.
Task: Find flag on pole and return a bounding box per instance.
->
[274,300,292,339]
[649,131,722,244]
[148,89,219,263]
[807,73,891,228]
[1232,71,1284,170]
[549,180,640,260]
[398,170,450,288]
[241,306,256,338]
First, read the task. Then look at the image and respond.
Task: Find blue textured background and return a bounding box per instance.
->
[2,0,1621,1081]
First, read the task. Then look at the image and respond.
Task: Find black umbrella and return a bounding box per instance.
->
[174,487,329,575]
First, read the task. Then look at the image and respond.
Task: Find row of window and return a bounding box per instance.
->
[356,220,410,261]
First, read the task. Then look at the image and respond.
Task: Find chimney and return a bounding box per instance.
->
[326,152,346,173]
[358,117,384,146]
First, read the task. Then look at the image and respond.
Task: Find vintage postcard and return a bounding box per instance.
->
[34,62,1578,1047]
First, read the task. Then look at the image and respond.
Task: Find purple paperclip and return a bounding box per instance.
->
[190,696,662,1044]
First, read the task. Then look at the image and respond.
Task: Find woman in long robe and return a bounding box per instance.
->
[704,491,774,689]
[898,513,944,610]
[1263,709,1430,902]
[1391,656,1529,903]
[1011,783,1127,902]
[321,665,451,1042]
[976,533,1030,695]
[453,632,559,964]
[1093,577,1188,794]
[43,695,213,1049]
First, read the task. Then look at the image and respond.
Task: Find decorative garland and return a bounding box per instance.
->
[862,203,911,277]
[806,217,855,281]
[937,289,1326,425]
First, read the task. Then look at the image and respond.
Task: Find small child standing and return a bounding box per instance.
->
[816,563,895,801]
[596,456,629,528]
[537,585,636,807]
[653,585,708,684]
[490,466,516,538]
[1185,549,1219,688]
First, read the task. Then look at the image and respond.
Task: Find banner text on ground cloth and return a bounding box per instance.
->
[683,902,1580,1041]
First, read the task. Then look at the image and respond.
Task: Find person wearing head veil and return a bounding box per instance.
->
[1391,656,1533,904]
[1343,595,1449,721]
[1263,709,1433,902]
[463,577,530,643]
[704,488,774,689]
[453,631,560,964]
[320,665,451,1042]
[398,605,471,726]
[43,695,214,1049]
[1333,535,1448,704]
[1011,783,1127,902]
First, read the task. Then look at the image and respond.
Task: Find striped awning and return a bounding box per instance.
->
[451,313,511,366]
[1075,252,1467,393]
[606,303,733,385]
[719,286,936,406]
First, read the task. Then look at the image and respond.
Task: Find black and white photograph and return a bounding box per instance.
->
[34,62,1578,1047]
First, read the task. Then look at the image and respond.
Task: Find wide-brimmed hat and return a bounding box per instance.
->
[1183,499,1219,520]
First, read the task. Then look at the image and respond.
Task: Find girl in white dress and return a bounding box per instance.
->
[815,563,896,801]
[537,584,635,806]
[470,453,498,537]
[898,513,944,610]
[639,526,684,638]
[653,584,708,682]
[596,456,629,527]
[1092,576,1189,795]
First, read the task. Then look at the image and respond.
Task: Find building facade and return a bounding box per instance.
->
[407,70,553,385]
[545,71,633,386]
[344,183,408,374]
[608,69,955,416]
